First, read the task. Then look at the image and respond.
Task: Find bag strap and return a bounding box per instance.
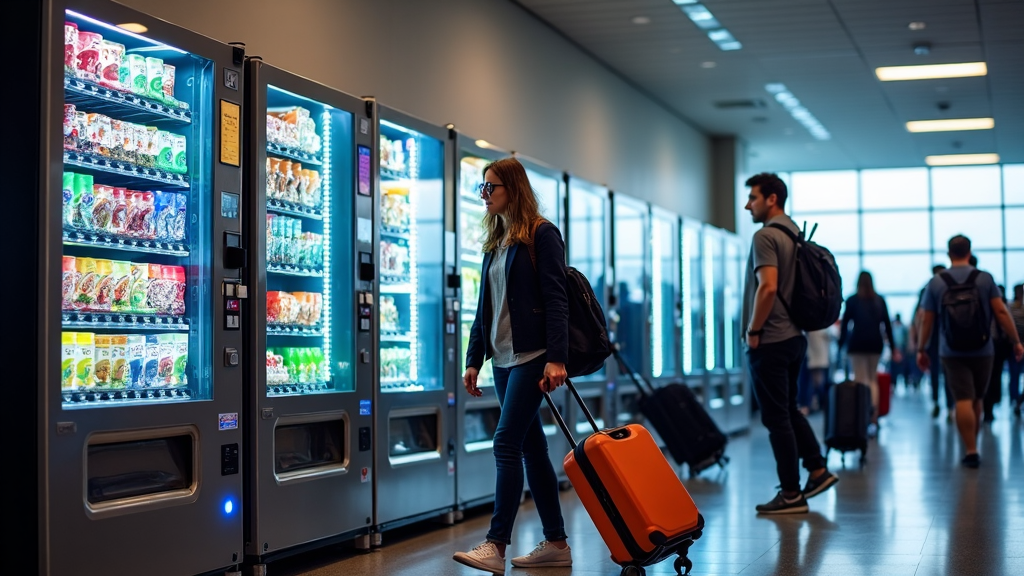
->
[542,379,599,449]
[764,222,800,316]
[524,219,544,271]
[940,269,981,289]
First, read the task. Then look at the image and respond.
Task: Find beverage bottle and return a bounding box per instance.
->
[126,335,146,387]
[75,332,95,388]
[72,173,94,230]
[62,332,77,390]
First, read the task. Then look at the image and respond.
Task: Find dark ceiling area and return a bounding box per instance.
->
[515,0,1023,172]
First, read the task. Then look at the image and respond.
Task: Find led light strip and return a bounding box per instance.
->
[65,10,186,54]
[723,244,734,370]
[704,234,716,371]
[651,217,663,378]
[321,110,332,380]
[407,136,419,383]
[681,228,693,373]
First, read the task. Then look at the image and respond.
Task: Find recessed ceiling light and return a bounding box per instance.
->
[925,153,999,166]
[632,16,651,25]
[681,5,720,30]
[908,22,926,31]
[673,0,699,4]
[876,62,987,81]
[700,61,717,68]
[475,140,491,149]
[117,22,148,33]
[906,118,995,133]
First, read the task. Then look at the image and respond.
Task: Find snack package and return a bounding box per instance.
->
[170,266,186,316]
[128,262,152,313]
[62,172,76,228]
[93,335,111,385]
[162,64,175,99]
[73,257,98,310]
[110,260,132,312]
[91,258,114,312]
[137,127,157,168]
[63,105,78,150]
[109,187,128,236]
[143,334,160,387]
[154,191,175,241]
[153,130,173,171]
[75,332,95,388]
[171,134,187,174]
[126,334,146,387]
[61,256,77,311]
[173,333,188,386]
[107,119,126,161]
[85,113,111,156]
[146,263,169,314]
[126,191,155,238]
[62,332,77,390]
[110,335,128,388]
[157,334,175,385]
[64,22,79,74]
[91,184,114,231]
[75,31,102,81]
[145,57,164,100]
[126,54,146,95]
[98,40,124,89]
[171,193,187,242]
[72,173,94,230]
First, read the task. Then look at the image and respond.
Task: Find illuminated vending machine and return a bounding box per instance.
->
[452,134,571,510]
[609,193,652,428]
[725,233,750,433]
[242,59,376,565]
[566,177,613,435]
[681,218,709,412]
[43,2,245,574]
[371,104,458,536]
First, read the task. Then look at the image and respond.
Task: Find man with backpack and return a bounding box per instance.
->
[742,173,838,514]
[916,235,1024,468]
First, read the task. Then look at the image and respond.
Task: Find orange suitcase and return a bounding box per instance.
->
[545,381,704,576]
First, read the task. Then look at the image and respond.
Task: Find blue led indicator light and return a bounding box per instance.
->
[224,499,234,514]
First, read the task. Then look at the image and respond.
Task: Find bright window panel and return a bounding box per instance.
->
[833,254,861,300]
[932,208,1004,250]
[1006,251,1024,289]
[861,253,935,294]
[861,211,930,252]
[931,166,1001,208]
[882,294,920,327]
[1005,164,1024,205]
[789,212,860,253]
[1006,208,1024,248]
[861,168,929,210]
[790,171,858,213]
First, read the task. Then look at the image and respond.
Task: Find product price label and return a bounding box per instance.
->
[220,100,240,166]
[219,412,239,430]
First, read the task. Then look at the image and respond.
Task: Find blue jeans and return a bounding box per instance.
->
[487,356,567,545]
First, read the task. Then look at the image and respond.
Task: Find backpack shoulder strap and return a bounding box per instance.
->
[965,269,981,286]
[939,272,958,288]
[525,219,543,271]
[767,222,801,244]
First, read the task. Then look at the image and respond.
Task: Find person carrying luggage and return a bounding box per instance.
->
[837,271,899,431]
[454,158,572,574]
[742,172,838,514]
[913,265,953,418]
[916,235,1024,468]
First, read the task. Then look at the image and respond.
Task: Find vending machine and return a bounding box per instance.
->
[681,217,708,408]
[725,233,751,433]
[565,177,613,435]
[242,59,376,565]
[610,193,652,428]
[371,104,458,536]
[43,2,245,574]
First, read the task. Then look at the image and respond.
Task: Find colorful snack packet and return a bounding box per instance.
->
[91,258,114,312]
[153,191,175,241]
[170,266,186,316]
[145,57,164,100]
[146,263,169,314]
[172,333,188,386]
[128,262,152,313]
[126,191,155,239]
[61,256,77,311]
[162,64,175,100]
[98,40,124,90]
[93,335,111,385]
[143,334,160,387]
[74,257,97,309]
[64,22,78,74]
[171,134,187,174]
[126,334,145,387]
[110,335,128,388]
[62,172,76,228]
[126,54,146,95]
[75,31,102,81]
[75,332,95,388]
[62,332,77,390]
[157,334,175,385]
[63,105,78,150]
[170,193,187,242]
[91,184,114,231]
[72,173,94,230]
[109,187,128,236]
[110,260,132,312]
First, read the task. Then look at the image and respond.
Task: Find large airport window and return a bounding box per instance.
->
[833,254,861,302]
[1007,252,1024,287]
[790,170,858,213]
[1005,164,1024,205]
[932,208,1004,251]
[861,168,929,210]
[861,253,935,294]
[886,295,921,326]
[861,211,930,252]
[794,212,860,254]
[1006,208,1024,249]
[931,166,1001,208]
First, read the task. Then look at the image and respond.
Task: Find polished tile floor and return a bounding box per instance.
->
[270,385,1024,576]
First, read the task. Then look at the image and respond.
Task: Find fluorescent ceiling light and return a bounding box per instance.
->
[631,15,651,25]
[475,140,492,149]
[673,0,699,4]
[925,153,999,166]
[764,83,831,141]
[906,118,995,133]
[707,29,734,42]
[876,62,987,81]
[717,41,742,51]
[682,4,720,30]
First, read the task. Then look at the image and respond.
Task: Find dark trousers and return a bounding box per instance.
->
[1010,357,1024,406]
[984,346,1009,417]
[748,336,827,493]
[928,345,953,409]
[487,356,566,545]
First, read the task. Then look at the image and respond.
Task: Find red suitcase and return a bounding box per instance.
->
[877,372,892,417]
[544,381,704,576]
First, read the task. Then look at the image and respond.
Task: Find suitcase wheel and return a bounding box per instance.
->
[620,565,645,576]
[674,555,693,575]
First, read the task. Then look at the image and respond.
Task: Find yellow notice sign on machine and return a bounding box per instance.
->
[220,100,240,166]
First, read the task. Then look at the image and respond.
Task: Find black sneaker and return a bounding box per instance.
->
[756,492,808,515]
[961,454,980,469]
[802,471,839,499]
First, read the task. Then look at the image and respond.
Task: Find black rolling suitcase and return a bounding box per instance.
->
[613,350,729,476]
[825,380,871,466]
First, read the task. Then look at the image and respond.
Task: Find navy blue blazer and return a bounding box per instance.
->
[465,222,569,369]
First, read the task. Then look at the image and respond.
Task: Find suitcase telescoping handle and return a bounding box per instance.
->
[543,379,599,450]
[612,346,656,397]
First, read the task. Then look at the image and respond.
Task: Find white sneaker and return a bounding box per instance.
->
[453,541,506,575]
[511,540,572,568]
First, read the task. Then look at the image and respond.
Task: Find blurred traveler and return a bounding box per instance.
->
[1008,283,1024,417]
[983,286,1011,422]
[917,235,1024,469]
[890,313,911,388]
[838,271,899,427]
[913,264,952,418]
[798,329,831,415]
[742,172,837,514]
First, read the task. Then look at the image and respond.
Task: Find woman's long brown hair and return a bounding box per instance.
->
[480,157,546,253]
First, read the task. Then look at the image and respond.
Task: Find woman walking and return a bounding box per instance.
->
[838,271,900,430]
[453,158,572,575]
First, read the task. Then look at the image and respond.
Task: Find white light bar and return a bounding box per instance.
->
[765,83,831,141]
[925,153,999,166]
[906,118,994,133]
[876,62,987,81]
[677,3,742,51]
[66,9,186,54]
[681,4,720,29]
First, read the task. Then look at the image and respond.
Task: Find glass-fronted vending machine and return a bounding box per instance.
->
[702,225,729,430]
[650,207,681,385]
[724,234,750,432]
[681,218,707,407]
[43,2,244,574]
[243,59,375,564]
[372,105,457,536]
[611,194,651,429]
[566,177,613,434]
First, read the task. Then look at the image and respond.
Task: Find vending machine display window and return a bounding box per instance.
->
[60,11,214,408]
[651,211,678,379]
[613,197,647,374]
[568,182,608,378]
[682,221,704,374]
[459,155,493,388]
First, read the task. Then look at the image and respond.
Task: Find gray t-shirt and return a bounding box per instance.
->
[742,214,803,345]
[921,265,999,358]
[488,244,545,368]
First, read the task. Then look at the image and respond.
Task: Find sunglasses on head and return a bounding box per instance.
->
[477,182,505,198]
